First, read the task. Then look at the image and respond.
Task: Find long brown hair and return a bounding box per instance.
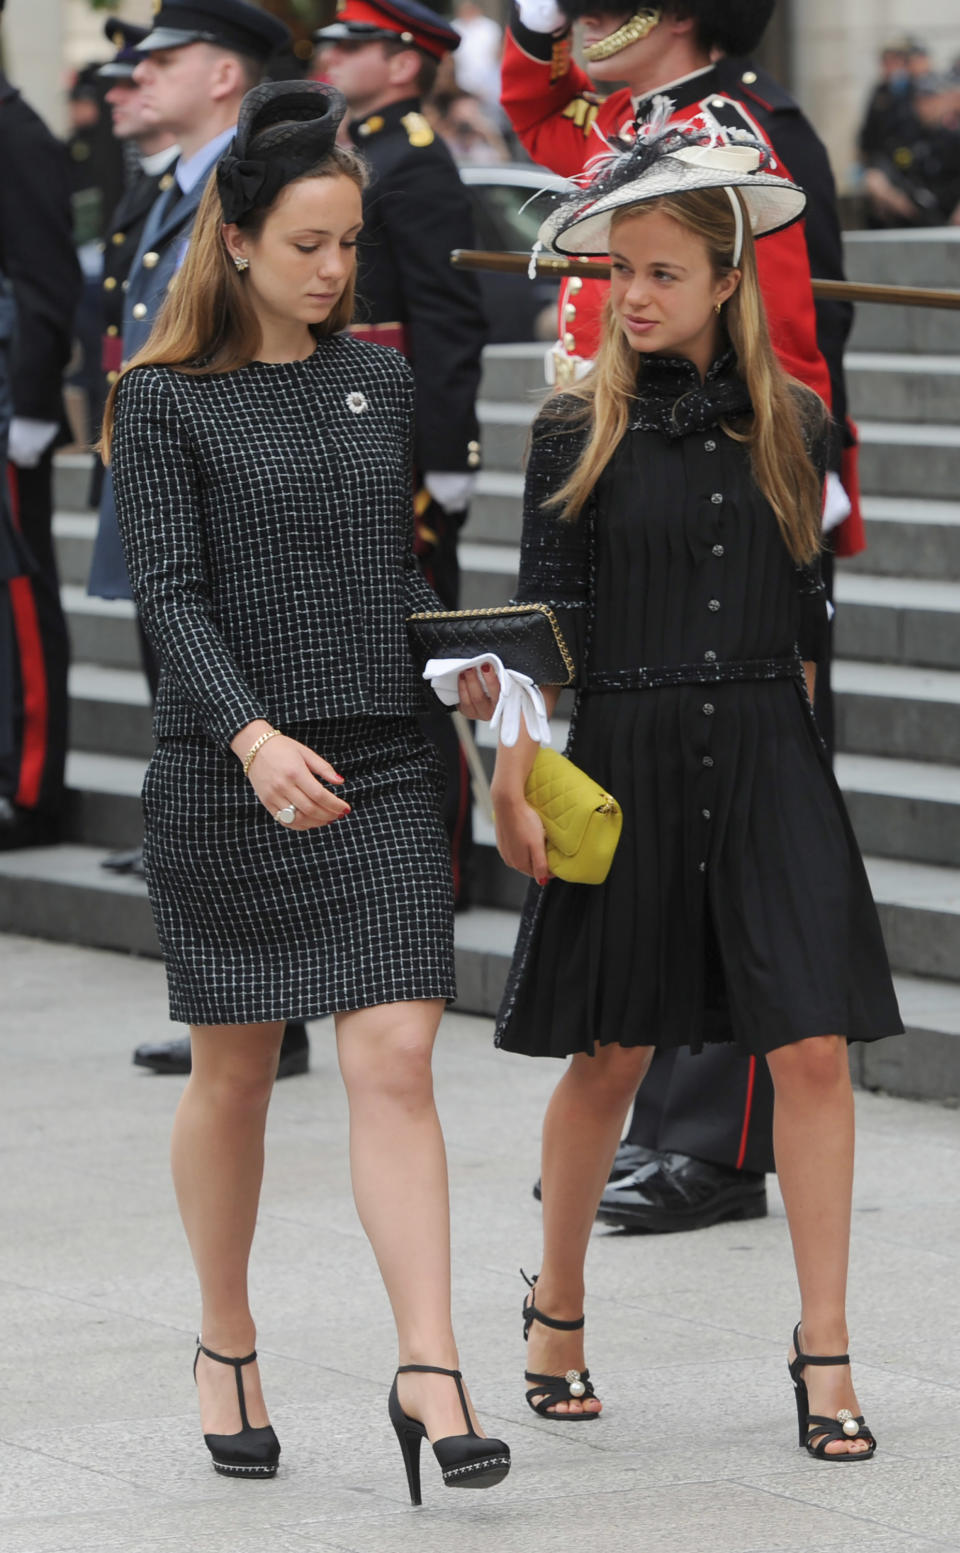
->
[546,188,826,565]
[100,142,368,460]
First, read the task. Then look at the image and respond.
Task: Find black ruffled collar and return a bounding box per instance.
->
[628,348,752,439]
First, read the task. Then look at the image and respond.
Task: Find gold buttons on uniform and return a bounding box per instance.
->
[106,325,119,337]
[563,303,577,321]
[111,231,125,246]
[563,331,576,351]
[132,302,148,319]
[142,251,159,269]
[358,115,383,136]
[467,439,481,470]
[567,276,583,295]
[742,70,758,84]
[158,173,174,191]
[106,370,119,384]
[103,276,118,291]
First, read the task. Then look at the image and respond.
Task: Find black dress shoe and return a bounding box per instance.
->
[0,796,60,850]
[101,845,145,876]
[133,1022,311,1077]
[595,1148,767,1233]
[532,1140,657,1203]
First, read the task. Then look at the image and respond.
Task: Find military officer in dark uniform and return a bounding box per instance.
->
[98,20,180,401]
[0,2,82,849]
[316,0,488,906]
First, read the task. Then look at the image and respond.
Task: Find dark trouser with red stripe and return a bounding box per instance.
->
[417,498,473,908]
[626,1046,775,1175]
[0,454,69,815]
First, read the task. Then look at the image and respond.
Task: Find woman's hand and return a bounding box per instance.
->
[245,734,351,831]
[493,792,551,886]
[456,662,500,722]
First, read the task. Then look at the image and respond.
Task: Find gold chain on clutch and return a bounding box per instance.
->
[407,602,578,686]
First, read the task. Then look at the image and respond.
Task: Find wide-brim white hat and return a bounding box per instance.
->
[538,142,807,258]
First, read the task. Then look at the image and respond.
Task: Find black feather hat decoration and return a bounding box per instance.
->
[535,96,806,259]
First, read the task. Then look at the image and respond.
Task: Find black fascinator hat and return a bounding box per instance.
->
[217,80,348,226]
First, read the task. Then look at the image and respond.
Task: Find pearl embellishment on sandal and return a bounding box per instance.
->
[565,1370,586,1398]
[837,1409,860,1437]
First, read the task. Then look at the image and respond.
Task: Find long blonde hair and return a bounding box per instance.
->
[100,143,368,461]
[546,189,825,565]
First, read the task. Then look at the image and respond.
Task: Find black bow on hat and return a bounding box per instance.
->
[217,80,348,226]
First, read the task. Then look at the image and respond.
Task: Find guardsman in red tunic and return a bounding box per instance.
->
[503,0,867,1233]
[501,0,865,557]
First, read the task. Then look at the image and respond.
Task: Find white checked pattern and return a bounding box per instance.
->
[110,335,455,1026]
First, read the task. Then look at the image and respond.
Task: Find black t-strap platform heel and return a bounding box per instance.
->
[388,1364,511,1505]
[193,1338,281,1478]
[788,1323,877,1462]
[521,1270,598,1420]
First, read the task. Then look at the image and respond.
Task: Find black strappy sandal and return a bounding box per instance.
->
[521,1271,599,1421]
[193,1338,280,1477]
[788,1323,877,1462]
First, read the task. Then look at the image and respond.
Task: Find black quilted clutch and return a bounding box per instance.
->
[407,604,577,687]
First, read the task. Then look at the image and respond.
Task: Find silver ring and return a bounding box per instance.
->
[275,804,297,826]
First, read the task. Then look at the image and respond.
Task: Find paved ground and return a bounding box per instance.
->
[2,933,959,1553]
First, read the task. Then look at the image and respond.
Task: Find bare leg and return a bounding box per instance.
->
[767,1034,871,1456]
[171,1021,284,1436]
[335,999,483,1442]
[530,1043,653,1415]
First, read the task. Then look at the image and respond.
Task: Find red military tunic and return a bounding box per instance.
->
[501,21,866,555]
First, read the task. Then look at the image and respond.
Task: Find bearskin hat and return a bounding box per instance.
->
[557,0,776,58]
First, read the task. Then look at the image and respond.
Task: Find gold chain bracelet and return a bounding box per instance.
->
[242,727,281,778]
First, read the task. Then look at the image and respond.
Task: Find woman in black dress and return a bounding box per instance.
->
[469,121,902,1460]
[101,82,509,1498]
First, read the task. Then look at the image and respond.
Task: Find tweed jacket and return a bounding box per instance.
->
[110,333,442,747]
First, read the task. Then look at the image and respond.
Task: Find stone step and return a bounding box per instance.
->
[54,511,97,588]
[844,497,960,582]
[868,856,960,982]
[842,229,960,356]
[53,452,95,514]
[69,662,152,758]
[833,572,960,669]
[62,585,140,670]
[857,420,960,502]
[479,341,550,404]
[469,471,524,545]
[845,352,960,424]
[2,840,957,1098]
[833,659,960,764]
[63,750,146,850]
[475,398,536,471]
[835,753,960,868]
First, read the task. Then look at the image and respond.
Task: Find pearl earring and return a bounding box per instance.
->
[234,256,249,273]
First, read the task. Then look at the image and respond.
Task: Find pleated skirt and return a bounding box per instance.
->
[495,679,903,1059]
[142,715,456,1025]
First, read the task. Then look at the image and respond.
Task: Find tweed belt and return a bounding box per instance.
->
[585,656,803,691]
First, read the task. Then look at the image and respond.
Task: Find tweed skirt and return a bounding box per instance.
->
[141,715,456,1025]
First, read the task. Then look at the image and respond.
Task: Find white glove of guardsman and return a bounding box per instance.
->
[515,0,567,31]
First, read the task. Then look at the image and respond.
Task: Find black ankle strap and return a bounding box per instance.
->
[521,1273,585,1333]
[396,1363,462,1379]
[792,1323,850,1367]
[194,1339,258,1431]
[196,1339,258,1368]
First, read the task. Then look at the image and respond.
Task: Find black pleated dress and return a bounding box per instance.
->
[495,355,903,1060]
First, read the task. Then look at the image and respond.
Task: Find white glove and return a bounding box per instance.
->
[822,469,852,535]
[516,0,567,32]
[424,471,477,513]
[423,653,552,746]
[7,417,58,469]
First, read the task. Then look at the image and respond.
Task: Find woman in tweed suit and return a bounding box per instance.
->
[101,81,508,1497]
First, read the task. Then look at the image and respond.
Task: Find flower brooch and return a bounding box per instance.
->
[346,391,368,414]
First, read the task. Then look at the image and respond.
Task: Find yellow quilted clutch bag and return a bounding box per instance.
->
[524,746,622,885]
